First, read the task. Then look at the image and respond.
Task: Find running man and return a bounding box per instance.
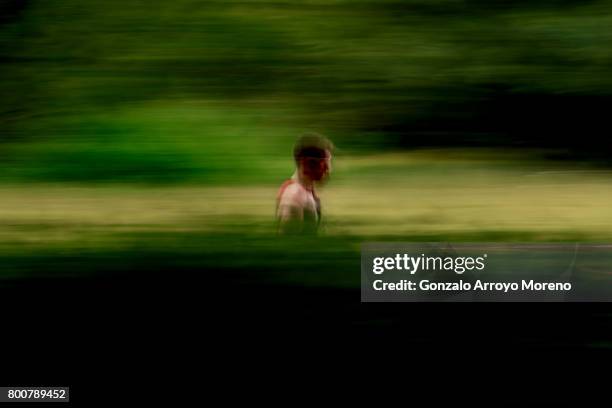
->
[276,133,334,234]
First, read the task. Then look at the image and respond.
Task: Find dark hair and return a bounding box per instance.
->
[293,133,334,163]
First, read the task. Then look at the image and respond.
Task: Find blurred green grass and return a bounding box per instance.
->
[1,150,611,288]
[3,0,612,290]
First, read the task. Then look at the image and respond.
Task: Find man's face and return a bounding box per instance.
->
[302,149,332,182]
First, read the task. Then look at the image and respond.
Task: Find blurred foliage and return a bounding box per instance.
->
[3,2,612,348]
[2,0,612,181]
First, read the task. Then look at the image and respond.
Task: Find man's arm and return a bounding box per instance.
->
[277,186,305,235]
[277,203,304,234]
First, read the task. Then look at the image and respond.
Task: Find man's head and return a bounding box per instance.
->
[293,133,333,182]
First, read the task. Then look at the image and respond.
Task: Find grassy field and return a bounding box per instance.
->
[2,149,612,289]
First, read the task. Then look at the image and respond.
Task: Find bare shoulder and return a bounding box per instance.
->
[278,183,309,208]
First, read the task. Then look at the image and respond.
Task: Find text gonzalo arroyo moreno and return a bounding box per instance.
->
[371,253,572,293]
